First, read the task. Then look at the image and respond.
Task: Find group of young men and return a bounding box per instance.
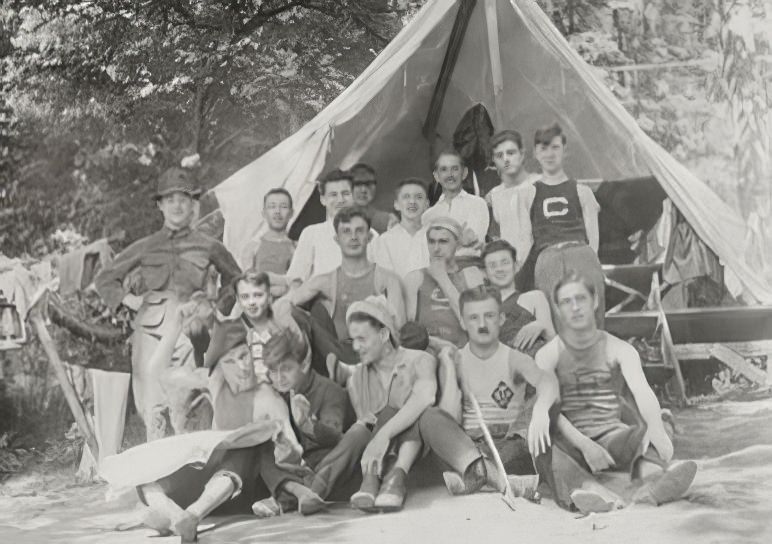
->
[96,123,697,542]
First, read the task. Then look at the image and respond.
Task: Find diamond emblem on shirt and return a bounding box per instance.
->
[491,381,514,409]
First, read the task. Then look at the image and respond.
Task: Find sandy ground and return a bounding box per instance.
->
[2,397,772,544]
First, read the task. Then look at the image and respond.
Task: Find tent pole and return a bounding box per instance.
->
[484,0,505,129]
[422,0,478,140]
[29,309,100,458]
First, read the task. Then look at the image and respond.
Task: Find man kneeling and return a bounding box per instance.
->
[535,270,697,514]
[436,285,558,495]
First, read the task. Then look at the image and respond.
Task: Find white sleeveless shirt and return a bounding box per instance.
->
[460,342,528,439]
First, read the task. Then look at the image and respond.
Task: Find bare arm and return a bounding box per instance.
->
[437,347,463,423]
[384,272,407,328]
[513,185,535,266]
[521,290,556,340]
[403,270,423,321]
[288,274,327,307]
[512,351,559,416]
[579,185,600,253]
[515,349,559,455]
[616,338,673,461]
[373,353,437,441]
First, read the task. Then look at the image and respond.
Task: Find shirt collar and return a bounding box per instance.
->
[437,189,471,203]
[162,225,192,238]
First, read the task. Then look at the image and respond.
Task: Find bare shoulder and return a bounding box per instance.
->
[461,266,485,287]
[604,331,639,361]
[534,336,561,366]
[406,348,437,371]
[518,289,548,310]
[404,269,424,289]
[507,345,536,370]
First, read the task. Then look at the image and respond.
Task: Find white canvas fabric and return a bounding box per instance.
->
[210,0,771,304]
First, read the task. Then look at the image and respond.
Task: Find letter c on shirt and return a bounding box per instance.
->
[543,197,569,218]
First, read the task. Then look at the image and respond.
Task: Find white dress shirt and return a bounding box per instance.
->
[286,219,378,284]
[372,223,430,279]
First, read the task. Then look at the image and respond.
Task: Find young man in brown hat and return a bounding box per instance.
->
[95,166,241,441]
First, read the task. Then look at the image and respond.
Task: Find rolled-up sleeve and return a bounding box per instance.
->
[467,197,490,244]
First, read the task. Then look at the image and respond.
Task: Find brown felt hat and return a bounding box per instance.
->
[154,167,202,200]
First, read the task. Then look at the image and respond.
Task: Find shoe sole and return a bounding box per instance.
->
[570,490,616,515]
[351,492,379,513]
[373,493,404,512]
[298,498,329,516]
[649,461,698,505]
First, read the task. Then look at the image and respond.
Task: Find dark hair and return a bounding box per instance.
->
[552,269,596,304]
[234,268,270,292]
[394,177,428,199]
[350,163,377,184]
[459,285,503,314]
[482,239,517,263]
[333,206,372,232]
[490,130,523,153]
[318,168,354,195]
[263,329,308,369]
[433,147,466,170]
[534,122,566,147]
[263,188,293,207]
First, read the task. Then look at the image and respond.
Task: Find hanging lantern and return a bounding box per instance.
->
[0,290,25,350]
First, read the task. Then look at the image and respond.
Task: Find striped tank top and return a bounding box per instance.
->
[460,342,527,439]
[555,331,625,439]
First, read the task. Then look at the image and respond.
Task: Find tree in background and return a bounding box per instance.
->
[0,0,416,257]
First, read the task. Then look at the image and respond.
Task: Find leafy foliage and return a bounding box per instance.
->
[1,0,417,257]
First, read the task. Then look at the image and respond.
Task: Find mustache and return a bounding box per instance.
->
[477,326,490,335]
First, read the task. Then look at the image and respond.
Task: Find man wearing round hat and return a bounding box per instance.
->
[403,216,485,348]
[305,295,436,512]
[95,166,241,441]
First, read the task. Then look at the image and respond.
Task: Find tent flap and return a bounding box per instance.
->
[211,0,772,304]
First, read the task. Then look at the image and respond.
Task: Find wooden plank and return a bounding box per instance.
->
[709,344,768,385]
[674,340,772,360]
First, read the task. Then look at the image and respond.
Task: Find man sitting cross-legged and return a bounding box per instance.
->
[482,240,555,358]
[404,216,485,348]
[435,285,558,495]
[535,270,697,515]
[288,207,405,366]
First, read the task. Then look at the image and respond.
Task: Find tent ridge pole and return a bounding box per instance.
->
[422,0,478,141]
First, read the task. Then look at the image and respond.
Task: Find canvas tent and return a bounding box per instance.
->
[209,0,772,305]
